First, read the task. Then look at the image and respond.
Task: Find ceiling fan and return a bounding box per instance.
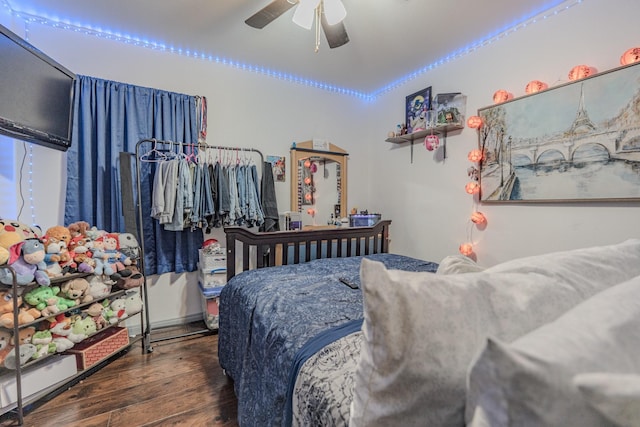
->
[245,0,349,50]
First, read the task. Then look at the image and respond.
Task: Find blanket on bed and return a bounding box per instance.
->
[218,253,438,426]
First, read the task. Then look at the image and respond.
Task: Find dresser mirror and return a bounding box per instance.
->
[290,140,348,226]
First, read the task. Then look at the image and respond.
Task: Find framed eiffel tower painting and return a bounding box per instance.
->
[476,61,640,202]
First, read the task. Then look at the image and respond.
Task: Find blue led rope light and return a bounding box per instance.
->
[4,0,582,102]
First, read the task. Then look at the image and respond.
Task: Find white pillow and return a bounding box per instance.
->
[574,373,640,427]
[436,254,485,274]
[349,239,640,427]
[466,274,640,427]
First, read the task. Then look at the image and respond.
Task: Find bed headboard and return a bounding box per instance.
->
[224,220,392,281]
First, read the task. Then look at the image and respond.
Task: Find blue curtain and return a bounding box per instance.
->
[64,75,203,275]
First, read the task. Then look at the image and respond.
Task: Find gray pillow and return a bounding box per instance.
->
[349,239,640,427]
[574,373,640,427]
[466,274,640,427]
[436,255,485,274]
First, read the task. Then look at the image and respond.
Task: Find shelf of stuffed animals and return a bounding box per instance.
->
[0,280,144,369]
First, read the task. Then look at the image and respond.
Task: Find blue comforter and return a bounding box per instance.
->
[218,253,438,427]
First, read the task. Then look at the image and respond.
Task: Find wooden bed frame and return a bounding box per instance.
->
[224,220,392,281]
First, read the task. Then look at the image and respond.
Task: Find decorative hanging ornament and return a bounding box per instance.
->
[465,182,480,194]
[304,159,311,168]
[620,47,640,66]
[470,211,486,225]
[525,80,548,94]
[568,65,596,81]
[468,149,483,162]
[459,243,474,256]
[467,116,483,129]
[493,90,513,104]
[424,134,440,151]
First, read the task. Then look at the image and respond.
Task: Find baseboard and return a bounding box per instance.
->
[126,313,204,336]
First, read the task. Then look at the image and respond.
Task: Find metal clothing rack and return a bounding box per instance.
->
[133,138,265,349]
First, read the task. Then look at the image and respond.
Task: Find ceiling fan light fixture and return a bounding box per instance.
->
[323,0,347,25]
[292,0,320,29]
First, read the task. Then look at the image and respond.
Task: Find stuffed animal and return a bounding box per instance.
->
[92,233,132,277]
[0,219,41,264]
[109,297,128,324]
[117,232,140,260]
[123,290,143,316]
[67,235,95,273]
[84,302,109,330]
[69,315,97,343]
[85,226,106,242]
[87,275,112,300]
[49,314,75,352]
[0,239,51,286]
[42,235,65,278]
[3,327,37,369]
[0,329,12,366]
[31,330,57,359]
[67,221,91,238]
[24,285,76,316]
[0,290,42,328]
[43,225,74,275]
[116,265,144,290]
[60,277,93,305]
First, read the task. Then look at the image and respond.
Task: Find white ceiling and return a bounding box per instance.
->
[6,0,574,95]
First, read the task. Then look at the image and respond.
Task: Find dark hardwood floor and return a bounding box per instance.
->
[0,324,239,426]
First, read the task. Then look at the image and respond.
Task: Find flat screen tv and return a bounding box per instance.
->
[0,23,76,151]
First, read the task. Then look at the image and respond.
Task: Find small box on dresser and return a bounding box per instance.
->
[66,327,130,370]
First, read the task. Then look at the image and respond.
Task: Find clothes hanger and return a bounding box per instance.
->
[139,139,168,162]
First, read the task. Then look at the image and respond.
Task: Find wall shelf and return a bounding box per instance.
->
[385,123,464,144]
[385,123,464,163]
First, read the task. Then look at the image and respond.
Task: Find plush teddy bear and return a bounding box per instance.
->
[67,221,91,238]
[0,289,42,328]
[60,277,93,305]
[67,235,95,273]
[43,225,74,275]
[0,238,51,286]
[42,235,65,278]
[0,219,42,265]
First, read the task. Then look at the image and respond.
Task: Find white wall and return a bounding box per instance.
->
[367,0,640,266]
[2,0,640,326]
[0,10,374,327]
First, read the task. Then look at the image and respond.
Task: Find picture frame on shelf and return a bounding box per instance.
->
[405,86,432,134]
[434,92,467,127]
[477,61,640,202]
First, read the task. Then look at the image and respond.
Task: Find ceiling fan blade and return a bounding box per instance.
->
[321,14,349,49]
[245,0,298,29]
